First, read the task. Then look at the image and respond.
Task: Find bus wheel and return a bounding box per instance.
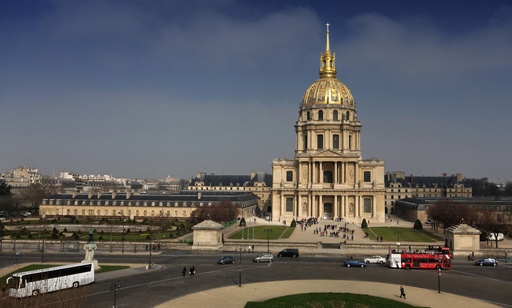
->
[32,290,40,296]
[73,282,79,288]
[405,265,411,269]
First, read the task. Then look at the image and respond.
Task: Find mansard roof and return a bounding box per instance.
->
[189,172,272,187]
[44,191,258,208]
[385,174,470,188]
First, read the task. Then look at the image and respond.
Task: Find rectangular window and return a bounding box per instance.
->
[286,198,293,212]
[364,198,372,213]
[323,171,333,183]
[333,135,339,149]
[363,171,371,182]
[317,135,324,149]
[286,171,293,182]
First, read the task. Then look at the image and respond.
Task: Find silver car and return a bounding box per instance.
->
[363,256,386,264]
[253,253,274,263]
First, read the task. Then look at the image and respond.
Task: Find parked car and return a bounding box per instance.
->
[217,256,236,264]
[487,233,504,241]
[363,256,386,264]
[475,258,498,266]
[277,248,299,258]
[253,253,274,263]
[344,259,367,268]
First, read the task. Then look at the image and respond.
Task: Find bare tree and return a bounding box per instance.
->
[190,200,238,223]
[426,199,478,231]
[476,209,506,248]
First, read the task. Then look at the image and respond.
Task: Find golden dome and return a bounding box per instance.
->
[301,24,355,107]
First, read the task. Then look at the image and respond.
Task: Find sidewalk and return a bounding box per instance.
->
[156,279,499,308]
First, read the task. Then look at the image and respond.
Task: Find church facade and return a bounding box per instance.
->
[271,24,385,223]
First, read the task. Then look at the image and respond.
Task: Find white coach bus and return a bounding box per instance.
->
[6,263,95,297]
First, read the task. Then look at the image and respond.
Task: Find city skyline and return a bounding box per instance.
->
[1,1,511,181]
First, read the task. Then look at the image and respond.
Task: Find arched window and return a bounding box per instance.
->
[307,111,311,120]
[318,110,323,120]
[333,110,338,121]
[346,111,350,121]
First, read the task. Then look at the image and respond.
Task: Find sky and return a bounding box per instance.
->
[1,0,511,182]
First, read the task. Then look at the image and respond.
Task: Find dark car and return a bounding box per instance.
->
[217,256,236,264]
[344,260,367,268]
[277,248,299,258]
[475,258,498,266]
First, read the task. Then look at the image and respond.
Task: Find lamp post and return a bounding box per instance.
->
[394,231,402,252]
[110,280,121,308]
[121,215,125,254]
[148,232,152,269]
[437,267,441,293]
[41,231,45,263]
[264,228,272,253]
[236,246,244,287]
[16,250,19,267]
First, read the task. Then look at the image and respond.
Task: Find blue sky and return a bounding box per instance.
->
[1,0,511,181]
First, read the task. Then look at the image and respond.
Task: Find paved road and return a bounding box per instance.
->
[1,214,512,307]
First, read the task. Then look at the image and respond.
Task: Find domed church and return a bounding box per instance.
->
[271,24,385,223]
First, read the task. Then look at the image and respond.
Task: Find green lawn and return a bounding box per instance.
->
[246,292,421,308]
[363,227,441,242]
[229,226,294,240]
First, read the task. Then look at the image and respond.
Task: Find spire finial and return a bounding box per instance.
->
[326,23,330,52]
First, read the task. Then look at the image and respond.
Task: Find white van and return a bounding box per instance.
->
[487,233,504,241]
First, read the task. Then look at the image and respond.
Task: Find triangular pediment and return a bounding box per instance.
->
[313,149,341,158]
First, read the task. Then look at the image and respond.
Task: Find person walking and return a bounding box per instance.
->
[189,266,195,276]
[182,267,187,277]
[400,286,406,299]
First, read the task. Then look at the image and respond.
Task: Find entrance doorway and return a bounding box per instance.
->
[323,203,333,219]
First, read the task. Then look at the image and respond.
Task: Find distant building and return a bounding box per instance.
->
[39,190,258,220]
[385,171,472,214]
[187,170,272,215]
[3,166,42,194]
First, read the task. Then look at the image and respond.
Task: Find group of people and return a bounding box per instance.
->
[145,243,161,252]
[311,224,356,240]
[182,266,195,276]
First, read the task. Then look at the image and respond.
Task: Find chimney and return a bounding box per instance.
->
[126,191,131,199]
[112,191,116,199]
[198,192,202,200]
[250,170,256,179]
[88,191,93,199]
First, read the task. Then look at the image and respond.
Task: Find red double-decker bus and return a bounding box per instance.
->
[389,247,452,270]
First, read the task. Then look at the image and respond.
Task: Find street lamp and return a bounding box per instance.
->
[110,280,121,308]
[148,232,152,269]
[394,231,402,252]
[437,267,441,293]
[122,215,125,254]
[264,228,272,253]
[236,246,244,287]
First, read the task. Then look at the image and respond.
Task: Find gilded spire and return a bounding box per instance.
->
[319,23,336,79]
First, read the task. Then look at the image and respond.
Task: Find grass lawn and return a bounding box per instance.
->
[245,292,420,308]
[363,226,442,242]
[229,226,294,240]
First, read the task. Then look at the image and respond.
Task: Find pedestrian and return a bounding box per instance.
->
[400,286,406,299]
[182,267,186,277]
[189,266,195,275]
